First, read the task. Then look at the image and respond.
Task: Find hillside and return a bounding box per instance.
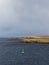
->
[19,36,49,43]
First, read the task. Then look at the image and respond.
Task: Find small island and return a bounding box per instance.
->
[19,36,49,43]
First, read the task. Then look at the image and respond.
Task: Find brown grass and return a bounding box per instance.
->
[20,36,49,39]
[19,36,49,43]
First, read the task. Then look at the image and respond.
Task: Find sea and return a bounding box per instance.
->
[0,38,49,65]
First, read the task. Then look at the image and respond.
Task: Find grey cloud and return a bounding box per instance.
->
[0,0,49,37]
[0,0,33,37]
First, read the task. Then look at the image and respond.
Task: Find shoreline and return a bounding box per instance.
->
[19,36,49,43]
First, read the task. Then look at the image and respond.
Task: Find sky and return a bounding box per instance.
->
[0,0,49,37]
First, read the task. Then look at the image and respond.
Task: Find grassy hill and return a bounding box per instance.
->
[19,36,49,43]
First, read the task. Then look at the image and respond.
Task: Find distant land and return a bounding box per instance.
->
[0,36,49,44]
[19,36,49,43]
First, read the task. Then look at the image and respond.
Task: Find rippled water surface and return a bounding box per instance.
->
[0,40,49,65]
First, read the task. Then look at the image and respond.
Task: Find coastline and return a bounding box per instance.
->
[19,36,49,43]
[0,36,49,44]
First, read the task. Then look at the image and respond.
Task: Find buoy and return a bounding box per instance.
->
[21,49,24,54]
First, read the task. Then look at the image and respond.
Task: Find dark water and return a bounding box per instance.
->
[0,41,49,65]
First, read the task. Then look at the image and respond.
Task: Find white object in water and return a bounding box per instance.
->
[21,49,24,54]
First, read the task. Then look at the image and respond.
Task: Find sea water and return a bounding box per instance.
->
[0,40,49,65]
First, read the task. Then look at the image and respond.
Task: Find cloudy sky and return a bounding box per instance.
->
[0,0,49,37]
